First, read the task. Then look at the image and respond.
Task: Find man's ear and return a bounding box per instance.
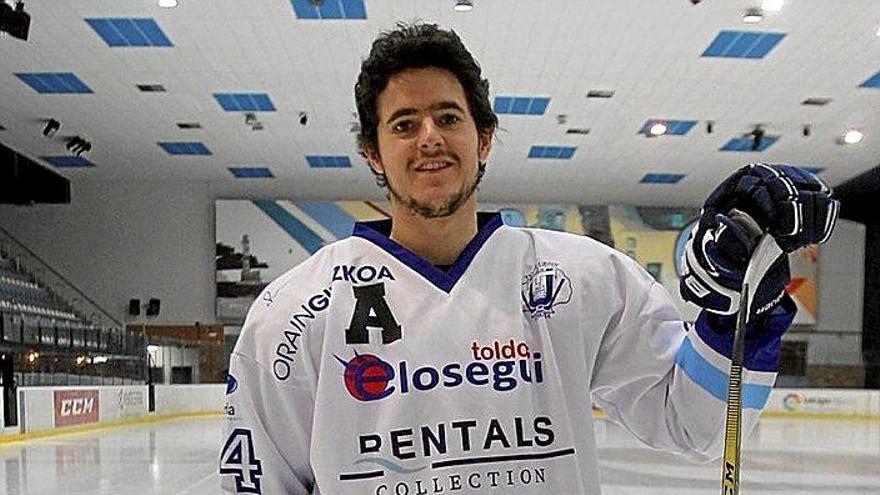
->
[478,132,493,163]
[364,143,384,175]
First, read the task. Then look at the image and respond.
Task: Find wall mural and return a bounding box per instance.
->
[216,200,818,325]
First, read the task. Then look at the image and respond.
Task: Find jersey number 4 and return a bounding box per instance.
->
[220,428,264,494]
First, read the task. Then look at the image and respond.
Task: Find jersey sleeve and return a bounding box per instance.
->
[220,285,321,494]
[588,252,795,461]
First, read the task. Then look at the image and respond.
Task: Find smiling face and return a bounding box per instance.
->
[365,67,493,219]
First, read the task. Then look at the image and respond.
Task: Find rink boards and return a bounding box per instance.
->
[0,384,224,441]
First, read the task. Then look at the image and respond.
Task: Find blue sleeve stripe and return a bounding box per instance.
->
[675,337,771,410]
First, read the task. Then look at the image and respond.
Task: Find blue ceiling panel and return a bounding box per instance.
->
[230,167,274,178]
[159,142,212,155]
[510,98,530,115]
[719,136,778,152]
[133,19,173,46]
[41,156,94,168]
[638,120,697,136]
[669,120,697,135]
[745,33,785,58]
[85,19,126,46]
[306,155,352,168]
[495,96,550,115]
[290,0,366,20]
[15,73,93,94]
[527,97,550,115]
[641,173,685,184]
[860,70,880,88]
[86,18,173,47]
[493,96,513,114]
[702,31,739,57]
[251,94,276,111]
[112,18,150,45]
[214,94,240,111]
[558,147,576,159]
[528,146,576,160]
[214,93,276,112]
[340,0,367,19]
[726,32,762,57]
[702,30,784,59]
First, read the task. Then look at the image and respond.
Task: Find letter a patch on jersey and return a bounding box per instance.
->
[345,283,402,345]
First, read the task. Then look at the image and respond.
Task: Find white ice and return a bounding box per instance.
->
[1,417,877,494]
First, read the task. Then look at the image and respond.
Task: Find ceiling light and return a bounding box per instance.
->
[743,8,764,23]
[454,0,473,12]
[587,89,615,99]
[761,0,784,12]
[43,119,61,137]
[843,129,863,144]
[158,0,178,8]
[649,122,667,136]
[751,126,765,150]
[566,128,591,135]
[802,97,831,106]
[875,24,880,37]
[137,84,166,92]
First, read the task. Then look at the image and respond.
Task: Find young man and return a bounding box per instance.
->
[220,23,838,494]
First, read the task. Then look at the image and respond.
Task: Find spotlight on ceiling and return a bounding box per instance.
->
[706,121,714,134]
[299,112,308,126]
[750,126,765,150]
[649,122,667,137]
[158,0,179,8]
[244,113,264,131]
[761,0,784,12]
[802,124,811,137]
[1,1,31,41]
[43,119,61,137]
[843,129,863,145]
[743,8,764,23]
[66,136,92,157]
[454,0,474,12]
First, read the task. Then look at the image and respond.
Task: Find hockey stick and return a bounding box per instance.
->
[720,229,783,495]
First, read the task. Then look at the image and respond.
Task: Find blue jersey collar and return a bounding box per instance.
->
[352,212,503,293]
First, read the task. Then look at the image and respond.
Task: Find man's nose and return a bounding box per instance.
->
[418,118,443,150]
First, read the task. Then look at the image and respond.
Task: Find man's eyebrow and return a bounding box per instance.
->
[385,101,467,124]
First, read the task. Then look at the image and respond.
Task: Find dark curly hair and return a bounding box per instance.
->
[354,22,498,187]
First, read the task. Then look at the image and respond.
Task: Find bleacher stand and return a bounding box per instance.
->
[0,249,144,386]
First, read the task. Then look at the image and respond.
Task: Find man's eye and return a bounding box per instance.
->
[440,114,460,126]
[392,121,413,133]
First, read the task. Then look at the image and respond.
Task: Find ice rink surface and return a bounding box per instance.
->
[1,416,877,494]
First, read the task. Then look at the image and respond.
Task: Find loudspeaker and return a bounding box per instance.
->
[129,299,141,316]
[146,298,161,317]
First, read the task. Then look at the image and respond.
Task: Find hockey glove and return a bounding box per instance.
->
[680,164,839,315]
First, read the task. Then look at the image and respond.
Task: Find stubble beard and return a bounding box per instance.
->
[386,162,483,219]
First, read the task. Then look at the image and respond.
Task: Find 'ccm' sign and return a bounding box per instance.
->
[54,390,99,427]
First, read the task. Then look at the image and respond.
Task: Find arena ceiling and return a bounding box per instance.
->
[1,0,879,205]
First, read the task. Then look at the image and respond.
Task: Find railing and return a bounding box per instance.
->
[0,224,122,328]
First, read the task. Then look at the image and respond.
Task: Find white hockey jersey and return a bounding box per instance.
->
[220,213,791,495]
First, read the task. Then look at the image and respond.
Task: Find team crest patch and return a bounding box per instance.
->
[521,261,572,318]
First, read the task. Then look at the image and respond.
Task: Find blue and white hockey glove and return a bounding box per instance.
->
[680,163,839,316]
